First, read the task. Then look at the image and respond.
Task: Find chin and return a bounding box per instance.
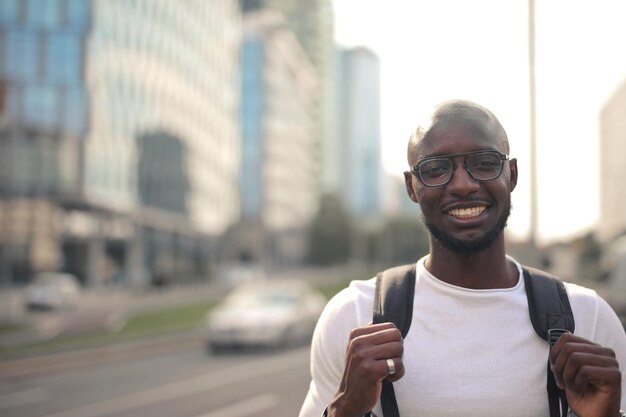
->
[422,204,512,255]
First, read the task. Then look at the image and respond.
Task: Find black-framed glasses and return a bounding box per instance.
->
[410,150,509,187]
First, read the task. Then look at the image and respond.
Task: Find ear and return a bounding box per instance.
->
[404,171,419,203]
[508,158,518,191]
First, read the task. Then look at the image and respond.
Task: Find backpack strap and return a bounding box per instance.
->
[373,264,416,336]
[523,266,575,417]
[372,264,416,417]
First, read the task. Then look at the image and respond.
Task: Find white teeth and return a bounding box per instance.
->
[448,206,486,218]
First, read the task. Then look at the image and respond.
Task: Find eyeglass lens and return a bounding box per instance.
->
[418,152,503,186]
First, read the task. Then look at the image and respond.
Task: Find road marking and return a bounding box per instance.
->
[0,387,49,410]
[41,347,308,417]
[193,393,279,417]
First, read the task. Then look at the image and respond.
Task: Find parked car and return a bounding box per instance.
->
[206,279,327,352]
[25,272,81,311]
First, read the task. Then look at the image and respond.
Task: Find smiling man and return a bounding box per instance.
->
[299,100,626,417]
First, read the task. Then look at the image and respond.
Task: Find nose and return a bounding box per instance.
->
[445,165,480,196]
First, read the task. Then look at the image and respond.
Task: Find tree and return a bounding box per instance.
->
[576,232,604,282]
[307,193,352,265]
[372,215,430,266]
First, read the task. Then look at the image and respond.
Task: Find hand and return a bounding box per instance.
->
[550,333,622,417]
[327,322,404,417]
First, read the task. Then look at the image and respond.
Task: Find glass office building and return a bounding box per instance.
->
[0,0,241,287]
[236,11,319,266]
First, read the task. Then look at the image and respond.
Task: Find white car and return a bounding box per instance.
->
[207,279,327,352]
[25,272,81,310]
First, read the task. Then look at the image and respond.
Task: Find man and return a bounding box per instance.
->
[299,99,626,417]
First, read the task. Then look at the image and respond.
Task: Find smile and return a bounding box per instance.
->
[447,206,486,219]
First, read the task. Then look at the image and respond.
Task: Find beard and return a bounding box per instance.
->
[422,203,512,255]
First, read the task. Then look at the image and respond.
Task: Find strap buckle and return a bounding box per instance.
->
[548,328,571,347]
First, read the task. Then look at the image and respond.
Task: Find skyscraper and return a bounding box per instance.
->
[236,11,320,266]
[240,0,335,194]
[336,47,382,217]
[0,0,242,287]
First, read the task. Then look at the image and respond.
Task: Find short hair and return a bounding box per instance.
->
[407,99,509,165]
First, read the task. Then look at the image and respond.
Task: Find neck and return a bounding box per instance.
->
[425,238,517,289]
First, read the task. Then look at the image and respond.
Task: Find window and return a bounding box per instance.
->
[63,87,87,134]
[66,0,90,29]
[46,33,82,83]
[26,0,60,29]
[5,30,38,81]
[0,0,20,24]
[24,85,58,129]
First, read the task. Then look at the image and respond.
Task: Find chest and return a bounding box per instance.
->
[387,291,551,417]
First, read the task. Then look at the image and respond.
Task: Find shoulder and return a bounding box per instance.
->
[317,277,377,331]
[561,281,626,348]
[308,278,377,381]
[562,281,611,317]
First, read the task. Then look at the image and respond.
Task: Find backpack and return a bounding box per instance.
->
[372,264,575,417]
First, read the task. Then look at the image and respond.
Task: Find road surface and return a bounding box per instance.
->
[0,336,312,417]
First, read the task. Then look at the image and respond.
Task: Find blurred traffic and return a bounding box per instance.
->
[206,279,327,352]
[24,272,81,311]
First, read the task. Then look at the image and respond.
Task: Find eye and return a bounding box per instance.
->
[469,155,500,172]
[420,160,451,178]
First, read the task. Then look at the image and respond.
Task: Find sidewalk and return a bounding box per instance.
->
[0,283,225,350]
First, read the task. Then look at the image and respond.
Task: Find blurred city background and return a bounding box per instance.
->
[1,0,626,416]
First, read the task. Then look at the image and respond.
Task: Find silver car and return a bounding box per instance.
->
[207,279,327,352]
[25,272,81,311]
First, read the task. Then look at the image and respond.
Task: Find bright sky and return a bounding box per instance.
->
[333,0,626,244]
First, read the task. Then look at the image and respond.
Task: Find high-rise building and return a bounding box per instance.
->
[240,0,335,194]
[598,78,626,241]
[335,47,382,217]
[235,10,319,266]
[0,0,242,287]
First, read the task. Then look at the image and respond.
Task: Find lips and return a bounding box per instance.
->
[446,206,487,219]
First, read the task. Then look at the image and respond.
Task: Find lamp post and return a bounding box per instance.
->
[528,0,539,256]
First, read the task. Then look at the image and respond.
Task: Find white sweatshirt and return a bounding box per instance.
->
[299,256,626,417]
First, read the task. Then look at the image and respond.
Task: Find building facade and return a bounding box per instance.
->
[240,0,335,194]
[598,78,626,241]
[336,47,382,217]
[0,0,242,287]
[235,11,319,267]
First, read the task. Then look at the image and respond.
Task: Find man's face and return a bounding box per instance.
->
[404,121,518,254]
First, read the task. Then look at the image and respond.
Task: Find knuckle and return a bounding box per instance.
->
[352,349,368,362]
[602,347,616,358]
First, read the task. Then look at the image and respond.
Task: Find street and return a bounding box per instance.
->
[0,337,312,417]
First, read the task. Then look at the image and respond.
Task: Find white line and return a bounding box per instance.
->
[0,387,49,410]
[193,393,279,417]
[41,348,308,417]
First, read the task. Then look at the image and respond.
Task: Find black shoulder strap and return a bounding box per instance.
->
[523,266,575,417]
[523,266,575,340]
[372,264,416,417]
[373,264,416,336]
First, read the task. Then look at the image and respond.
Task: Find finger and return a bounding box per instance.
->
[345,338,404,382]
[560,352,619,392]
[350,327,403,351]
[552,339,615,372]
[383,357,406,383]
[550,333,606,373]
[552,340,617,390]
[571,364,622,394]
[350,322,398,339]
[550,333,599,361]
